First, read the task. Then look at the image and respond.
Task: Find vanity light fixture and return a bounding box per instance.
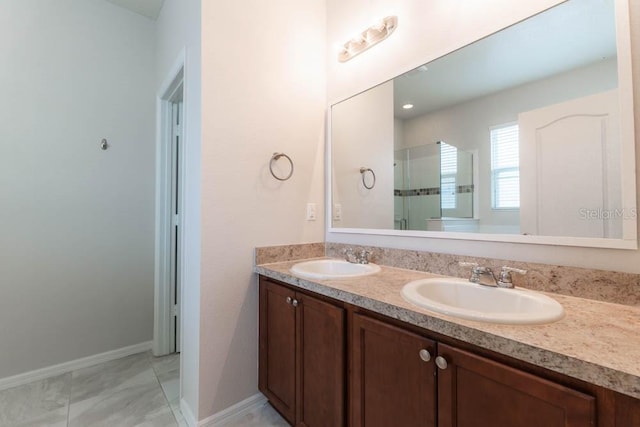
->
[402,103,414,109]
[338,16,398,63]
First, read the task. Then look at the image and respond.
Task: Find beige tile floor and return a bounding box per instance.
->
[0,352,287,427]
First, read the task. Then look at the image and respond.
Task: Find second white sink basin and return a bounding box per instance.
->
[290,259,381,280]
[401,277,564,325]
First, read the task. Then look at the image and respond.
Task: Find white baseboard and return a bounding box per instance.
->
[180,398,198,427]
[0,341,153,392]
[199,393,268,427]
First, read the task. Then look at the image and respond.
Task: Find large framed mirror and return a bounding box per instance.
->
[329,0,637,249]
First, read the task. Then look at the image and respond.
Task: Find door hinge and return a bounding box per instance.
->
[172,214,180,226]
[172,305,179,317]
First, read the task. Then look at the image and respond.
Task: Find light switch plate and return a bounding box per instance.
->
[333,203,342,221]
[306,203,317,221]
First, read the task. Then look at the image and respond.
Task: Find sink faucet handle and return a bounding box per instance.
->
[359,249,372,264]
[459,261,482,283]
[497,266,527,288]
[501,266,527,275]
[343,248,357,263]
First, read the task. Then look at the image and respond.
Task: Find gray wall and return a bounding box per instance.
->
[0,0,156,378]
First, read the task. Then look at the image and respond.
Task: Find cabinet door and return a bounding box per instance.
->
[296,292,345,427]
[615,393,640,427]
[259,279,296,425]
[351,314,437,427]
[437,343,595,427]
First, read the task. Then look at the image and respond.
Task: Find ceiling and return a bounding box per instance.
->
[103,0,165,20]
[393,0,617,120]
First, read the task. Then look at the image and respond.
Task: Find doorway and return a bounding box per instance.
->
[154,63,185,357]
[168,89,183,353]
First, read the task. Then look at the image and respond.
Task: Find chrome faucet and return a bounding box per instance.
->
[460,262,498,287]
[344,248,372,264]
[496,266,528,288]
[459,262,527,288]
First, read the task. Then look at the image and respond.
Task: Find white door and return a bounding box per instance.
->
[169,98,183,353]
[518,90,621,238]
[154,67,184,357]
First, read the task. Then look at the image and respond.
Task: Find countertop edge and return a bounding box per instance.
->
[254,264,640,400]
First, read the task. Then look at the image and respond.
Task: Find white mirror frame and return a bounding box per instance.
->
[327,0,637,250]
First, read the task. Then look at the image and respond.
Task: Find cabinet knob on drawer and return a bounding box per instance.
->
[286,297,292,304]
[419,349,431,362]
[292,299,299,307]
[435,356,448,370]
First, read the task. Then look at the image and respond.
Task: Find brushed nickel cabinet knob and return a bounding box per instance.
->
[435,356,448,370]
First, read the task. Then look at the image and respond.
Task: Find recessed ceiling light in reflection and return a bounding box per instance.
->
[402,104,414,110]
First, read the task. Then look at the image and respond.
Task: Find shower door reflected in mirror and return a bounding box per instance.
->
[394,142,474,231]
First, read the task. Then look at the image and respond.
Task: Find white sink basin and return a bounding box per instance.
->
[401,277,564,325]
[290,259,381,280]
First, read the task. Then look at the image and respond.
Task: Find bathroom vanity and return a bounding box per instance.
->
[256,261,640,427]
[256,0,640,423]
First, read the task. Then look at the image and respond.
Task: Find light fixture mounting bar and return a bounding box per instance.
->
[338,16,398,63]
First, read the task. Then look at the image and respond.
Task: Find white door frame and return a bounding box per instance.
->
[154,51,186,356]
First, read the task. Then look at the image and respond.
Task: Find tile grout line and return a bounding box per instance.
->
[152,355,181,426]
[66,371,73,427]
[154,368,178,425]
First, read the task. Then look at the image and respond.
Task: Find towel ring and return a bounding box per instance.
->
[270,152,294,181]
[360,167,376,189]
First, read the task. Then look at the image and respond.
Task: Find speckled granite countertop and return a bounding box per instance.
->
[255,259,640,400]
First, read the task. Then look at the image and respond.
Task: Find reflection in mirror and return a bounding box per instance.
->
[394,142,475,231]
[330,0,636,246]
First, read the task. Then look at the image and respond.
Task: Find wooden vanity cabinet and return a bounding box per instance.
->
[259,275,639,427]
[350,314,437,427]
[351,313,595,427]
[258,277,345,427]
[437,343,595,427]
[259,278,296,423]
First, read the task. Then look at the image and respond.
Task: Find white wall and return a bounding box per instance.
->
[199,0,326,419]
[155,0,202,421]
[332,81,394,229]
[326,0,640,274]
[0,0,156,378]
[327,0,565,104]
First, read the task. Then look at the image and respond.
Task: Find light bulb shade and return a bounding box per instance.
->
[338,16,398,63]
